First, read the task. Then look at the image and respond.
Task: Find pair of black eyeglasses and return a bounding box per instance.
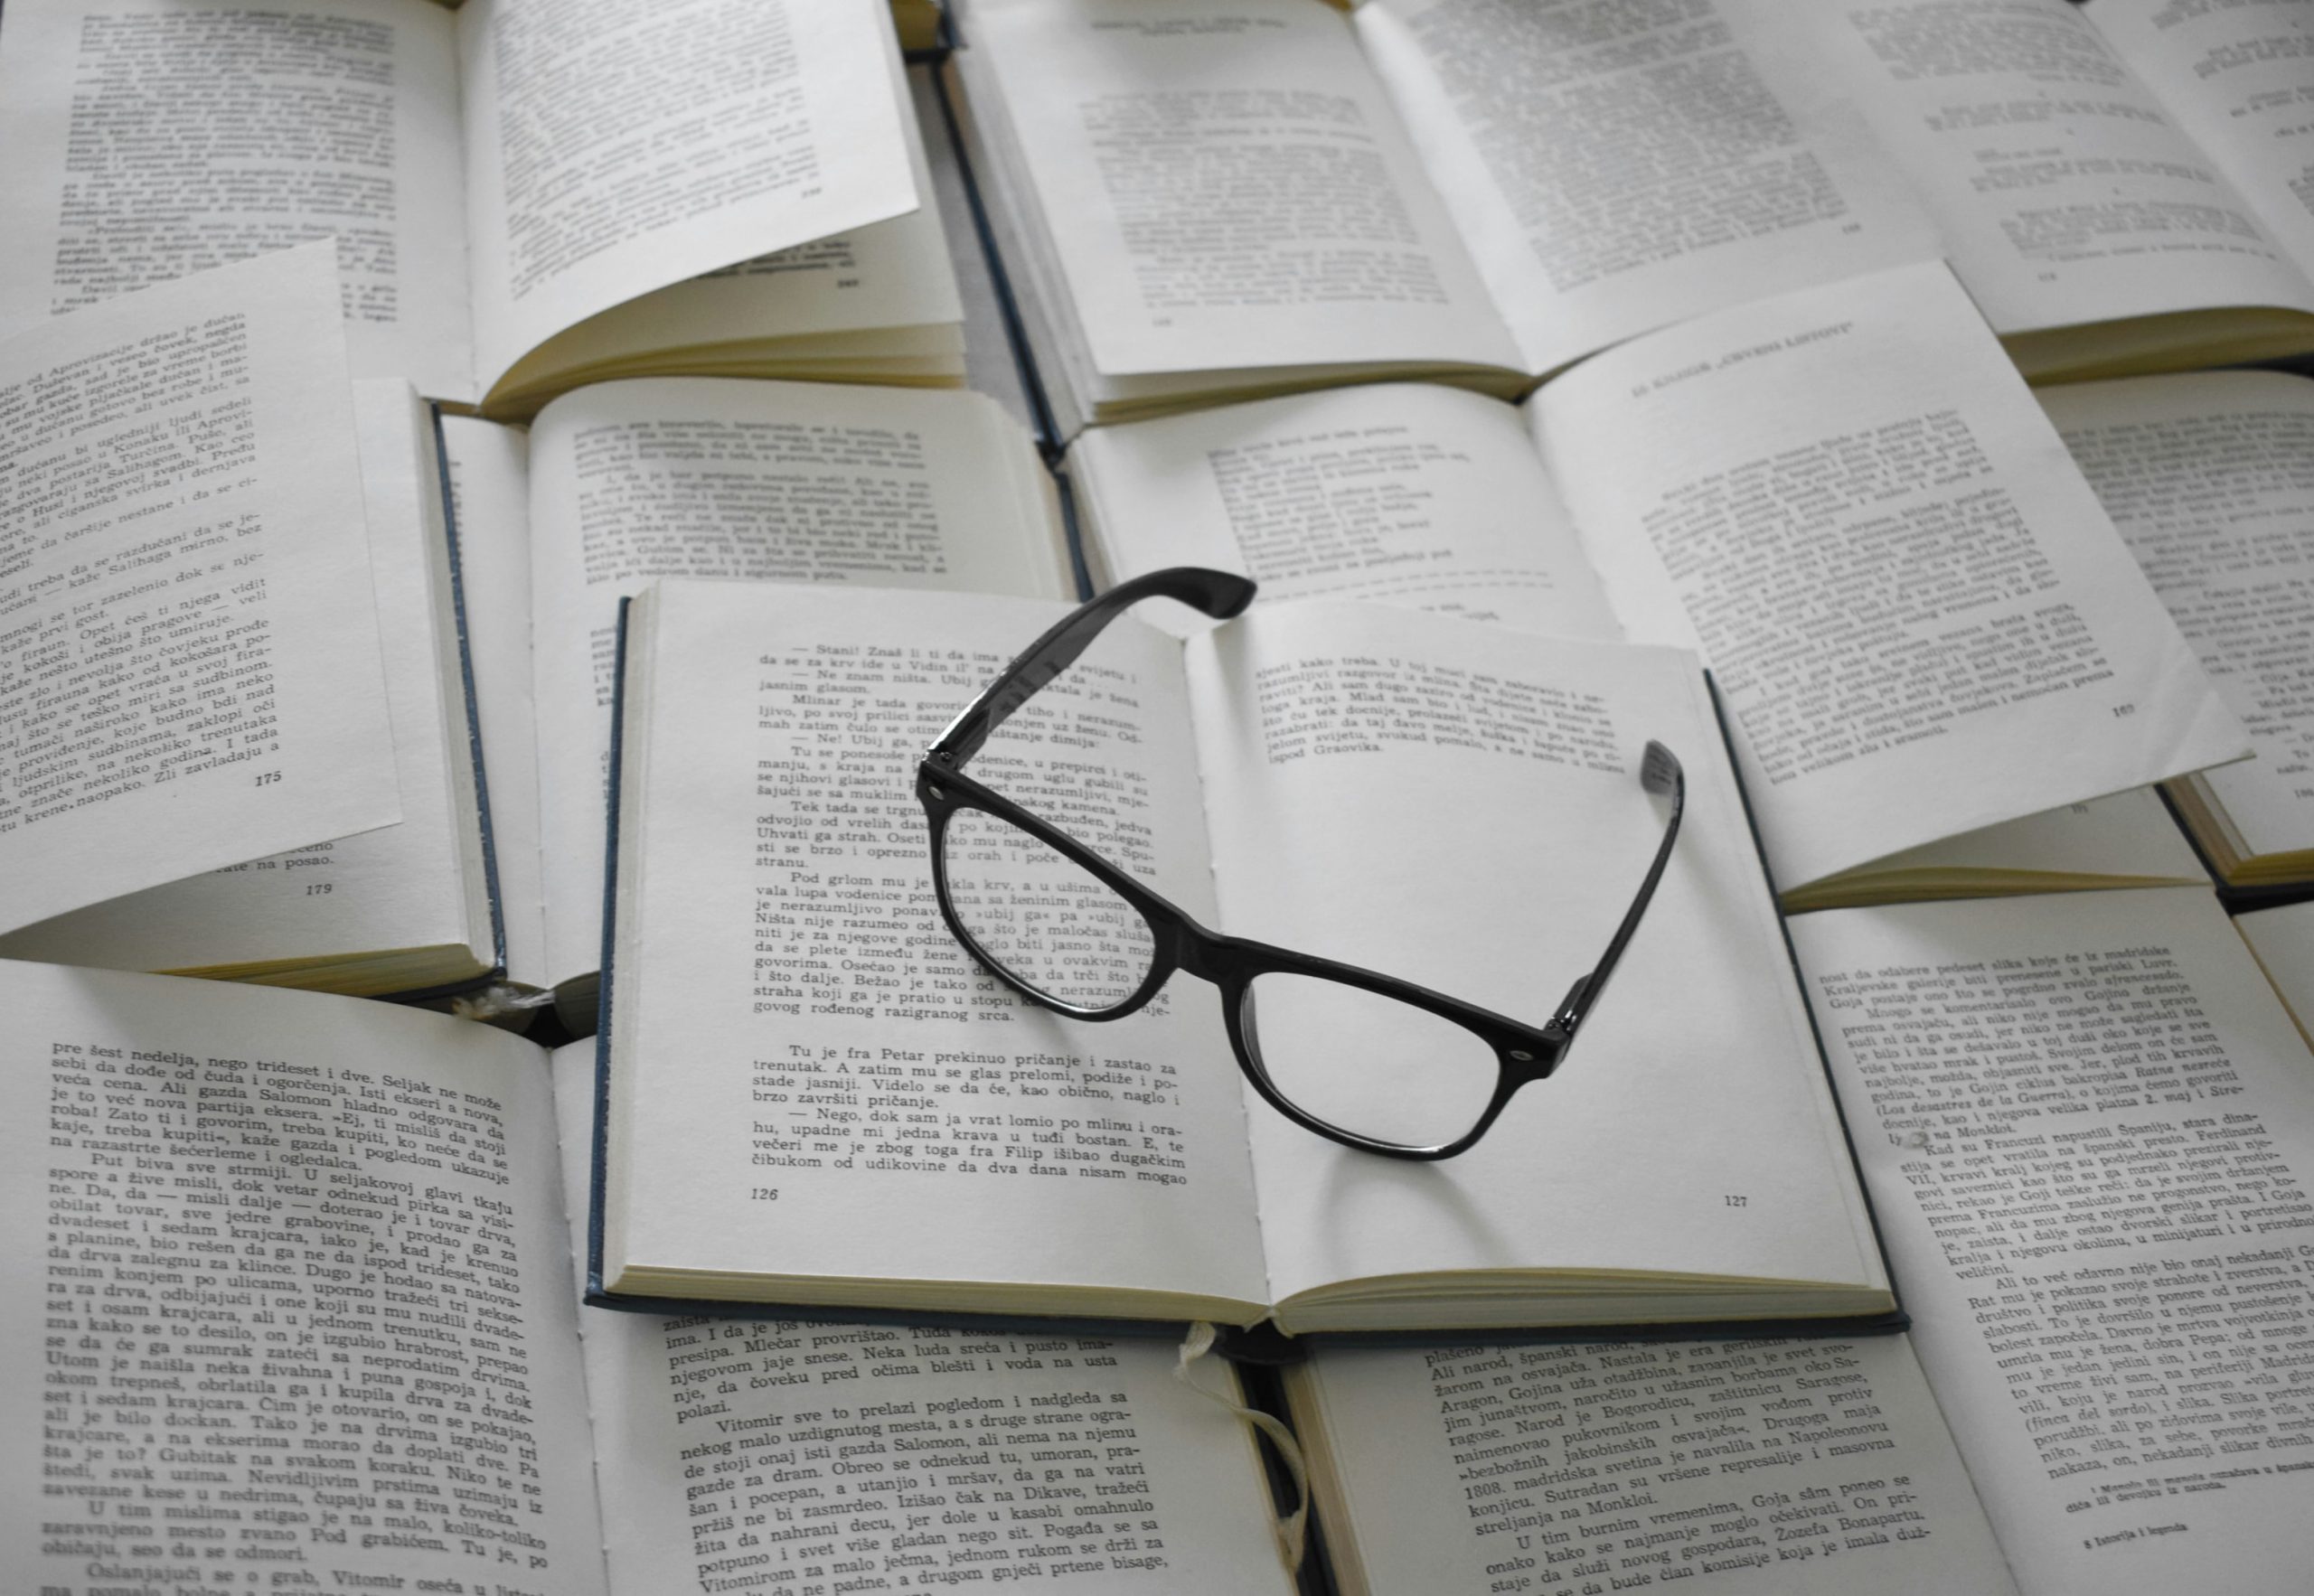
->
[916,568,1684,1159]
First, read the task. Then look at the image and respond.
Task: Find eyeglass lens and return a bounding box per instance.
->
[1241,972,1501,1150]
[939,804,1158,1009]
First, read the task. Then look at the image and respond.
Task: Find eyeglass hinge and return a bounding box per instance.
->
[1549,973,1593,1039]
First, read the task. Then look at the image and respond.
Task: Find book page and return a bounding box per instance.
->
[1813,0,2314,337]
[588,1323,1295,1595]
[1291,1336,2016,1596]
[0,0,478,402]
[541,1050,1296,1596]
[541,1049,1296,1595]
[1182,601,1882,1326]
[457,0,919,399]
[1533,261,2245,891]
[0,960,608,1595]
[441,415,546,987]
[1792,887,2314,1596]
[1071,382,1620,639]
[2239,900,2314,1044]
[964,0,1517,379]
[527,378,1068,985]
[2091,0,2314,278]
[485,33,964,409]
[2042,371,2314,865]
[604,581,1270,1319]
[1354,0,1939,376]
[0,382,484,983]
[0,245,401,936]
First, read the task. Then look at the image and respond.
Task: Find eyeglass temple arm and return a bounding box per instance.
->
[1550,741,1684,1042]
[927,567,1256,768]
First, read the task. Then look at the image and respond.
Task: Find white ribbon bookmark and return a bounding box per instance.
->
[1175,1321,1309,1575]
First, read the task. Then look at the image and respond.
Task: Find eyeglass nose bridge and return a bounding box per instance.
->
[1164,922,1264,989]
[921,748,1585,1159]
[1193,930,1574,1074]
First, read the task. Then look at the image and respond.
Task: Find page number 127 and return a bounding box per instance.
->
[1724,1194,1749,1207]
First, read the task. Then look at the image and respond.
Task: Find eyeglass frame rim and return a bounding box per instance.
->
[922,756,1569,1159]
[916,566,1684,1161]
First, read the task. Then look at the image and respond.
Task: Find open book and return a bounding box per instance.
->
[1075,261,2242,905]
[0,956,1312,1595]
[0,377,495,996]
[460,375,1076,993]
[1288,885,2314,1595]
[0,371,1077,996]
[595,576,1896,1335]
[9,894,2305,1591]
[0,243,405,942]
[0,0,960,417]
[950,0,2314,436]
[2041,371,2314,892]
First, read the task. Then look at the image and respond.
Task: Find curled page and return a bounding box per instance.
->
[459,0,921,399]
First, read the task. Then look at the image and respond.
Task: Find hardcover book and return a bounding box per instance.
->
[0,0,959,416]
[950,0,2314,437]
[1072,262,2243,906]
[0,958,1308,1594]
[593,577,1901,1336]
[5,369,1077,995]
[1292,886,2314,1596]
